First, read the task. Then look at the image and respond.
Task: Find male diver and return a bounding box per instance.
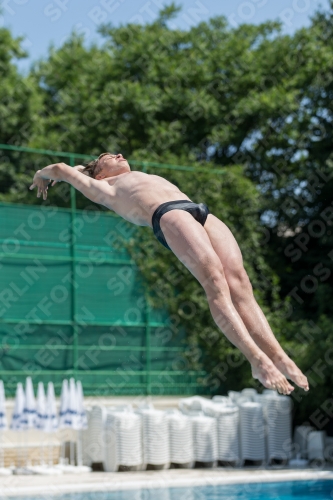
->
[30,153,309,395]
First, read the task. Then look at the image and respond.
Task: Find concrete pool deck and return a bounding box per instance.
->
[1,467,333,497]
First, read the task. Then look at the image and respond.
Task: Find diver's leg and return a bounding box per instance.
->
[159,210,294,394]
[203,214,309,391]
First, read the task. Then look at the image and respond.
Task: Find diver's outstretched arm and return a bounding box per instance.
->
[30,162,114,207]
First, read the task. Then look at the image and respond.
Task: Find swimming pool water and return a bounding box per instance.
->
[3,480,333,500]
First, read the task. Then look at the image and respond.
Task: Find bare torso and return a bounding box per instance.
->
[104,171,191,226]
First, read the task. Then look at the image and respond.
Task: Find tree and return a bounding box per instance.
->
[1,2,333,422]
[0,27,42,202]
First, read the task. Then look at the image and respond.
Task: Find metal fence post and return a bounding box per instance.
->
[69,154,78,380]
[145,293,151,395]
[142,162,150,395]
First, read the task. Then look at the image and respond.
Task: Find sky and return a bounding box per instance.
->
[1,0,329,72]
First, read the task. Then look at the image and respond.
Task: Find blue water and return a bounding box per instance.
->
[3,480,333,499]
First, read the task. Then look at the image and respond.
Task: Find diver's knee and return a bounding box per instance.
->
[201,265,228,298]
[227,266,253,301]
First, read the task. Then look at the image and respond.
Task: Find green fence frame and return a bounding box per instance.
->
[0,144,225,396]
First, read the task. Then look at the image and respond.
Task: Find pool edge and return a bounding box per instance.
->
[1,468,333,497]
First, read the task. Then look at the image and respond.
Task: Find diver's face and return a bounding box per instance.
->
[96,153,130,179]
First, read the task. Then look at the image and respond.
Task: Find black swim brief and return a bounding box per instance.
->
[151,199,210,250]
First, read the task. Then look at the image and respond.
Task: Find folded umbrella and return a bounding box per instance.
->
[76,381,87,432]
[35,382,47,431]
[59,380,70,429]
[10,383,25,469]
[35,382,47,468]
[10,383,25,431]
[0,380,10,474]
[21,377,37,468]
[68,378,78,466]
[0,381,7,431]
[44,382,58,468]
[58,379,70,467]
[75,381,91,472]
[21,377,36,430]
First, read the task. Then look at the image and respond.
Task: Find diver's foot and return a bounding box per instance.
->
[273,354,309,391]
[251,355,294,395]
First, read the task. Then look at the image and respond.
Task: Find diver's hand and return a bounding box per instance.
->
[30,163,69,200]
[29,171,52,200]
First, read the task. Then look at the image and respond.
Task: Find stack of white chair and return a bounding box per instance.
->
[0,380,10,476]
[324,436,333,462]
[308,431,326,462]
[81,408,92,466]
[208,404,240,464]
[104,410,143,472]
[239,402,266,464]
[166,411,193,467]
[212,395,230,405]
[86,406,107,467]
[263,390,278,397]
[294,425,314,459]
[254,390,278,404]
[228,391,251,407]
[140,409,170,468]
[262,394,292,462]
[179,396,211,414]
[103,413,117,473]
[228,391,241,403]
[262,394,292,463]
[241,388,257,401]
[191,415,217,465]
[107,404,133,413]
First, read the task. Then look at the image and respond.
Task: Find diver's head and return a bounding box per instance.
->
[83,153,130,179]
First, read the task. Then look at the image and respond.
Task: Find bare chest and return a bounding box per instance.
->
[107,172,187,227]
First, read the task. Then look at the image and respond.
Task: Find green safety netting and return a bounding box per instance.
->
[0,202,206,396]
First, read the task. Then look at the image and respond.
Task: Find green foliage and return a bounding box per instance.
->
[0,28,43,201]
[1,3,333,423]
